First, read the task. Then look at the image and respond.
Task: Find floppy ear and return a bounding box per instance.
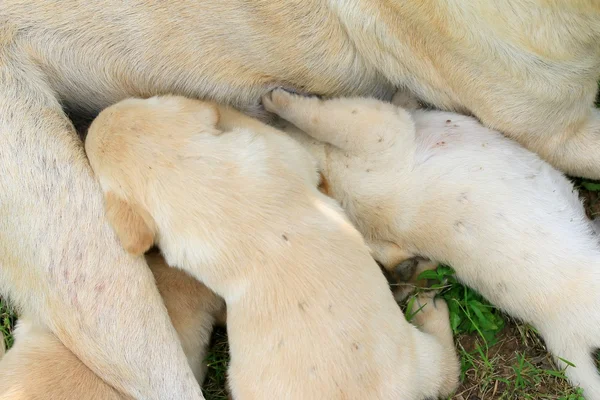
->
[318,171,331,196]
[104,191,156,256]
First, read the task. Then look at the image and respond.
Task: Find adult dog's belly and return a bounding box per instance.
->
[1,0,392,116]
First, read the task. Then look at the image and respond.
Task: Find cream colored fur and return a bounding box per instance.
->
[1,1,599,397]
[264,88,600,399]
[85,95,460,400]
[0,252,223,400]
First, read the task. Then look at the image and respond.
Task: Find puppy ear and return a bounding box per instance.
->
[104,191,156,256]
[318,171,331,196]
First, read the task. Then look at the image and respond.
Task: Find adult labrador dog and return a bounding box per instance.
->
[0,1,598,398]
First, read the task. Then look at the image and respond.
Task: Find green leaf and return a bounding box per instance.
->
[450,311,462,332]
[416,269,439,281]
[581,181,600,191]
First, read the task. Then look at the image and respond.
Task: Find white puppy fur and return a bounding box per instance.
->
[1,3,599,397]
[0,252,224,399]
[263,88,600,399]
[84,95,460,400]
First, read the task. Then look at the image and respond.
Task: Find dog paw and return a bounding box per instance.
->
[394,258,420,281]
[387,257,439,301]
[262,87,296,114]
[410,295,449,328]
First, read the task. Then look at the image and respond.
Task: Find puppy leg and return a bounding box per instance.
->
[0,54,203,399]
[367,240,439,301]
[410,295,460,398]
[543,332,600,399]
[147,252,225,384]
[0,317,128,400]
[263,88,415,153]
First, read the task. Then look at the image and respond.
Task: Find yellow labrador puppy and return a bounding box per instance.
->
[0,252,224,400]
[263,88,600,399]
[2,2,599,397]
[85,95,460,400]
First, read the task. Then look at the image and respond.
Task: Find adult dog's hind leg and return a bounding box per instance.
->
[0,52,204,399]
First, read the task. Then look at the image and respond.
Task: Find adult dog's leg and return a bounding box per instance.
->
[0,52,203,399]
[460,83,600,180]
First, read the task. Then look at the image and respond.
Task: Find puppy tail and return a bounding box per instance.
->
[556,344,600,399]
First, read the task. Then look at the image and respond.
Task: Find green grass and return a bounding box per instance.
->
[203,328,230,400]
[410,266,586,399]
[0,297,15,352]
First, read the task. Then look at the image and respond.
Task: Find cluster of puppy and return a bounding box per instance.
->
[2,88,600,399]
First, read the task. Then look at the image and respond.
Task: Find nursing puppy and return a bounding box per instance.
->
[0,252,224,399]
[2,2,599,397]
[263,88,600,399]
[85,95,459,400]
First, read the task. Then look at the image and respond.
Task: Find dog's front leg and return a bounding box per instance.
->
[0,56,204,399]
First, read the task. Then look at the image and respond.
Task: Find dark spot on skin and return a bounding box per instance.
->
[436,141,446,146]
[454,221,466,232]
[328,304,333,313]
[446,119,451,123]
[351,109,358,114]
[366,169,371,172]
[378,138,383,143]
[298,301,307,311]
[94,283,105,293]
[352,342,360,351]
[282,234,288,241]
[453,124,459,128]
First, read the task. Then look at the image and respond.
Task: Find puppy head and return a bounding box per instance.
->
[85,96,221,255]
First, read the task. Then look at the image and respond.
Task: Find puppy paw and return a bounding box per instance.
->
[394,258,419,281]
[410,295,450,330]
[277,86,320,99]
[388,257,439,302]
[262,88,295,114]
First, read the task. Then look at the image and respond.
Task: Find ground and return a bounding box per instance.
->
[1,96,599,399]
